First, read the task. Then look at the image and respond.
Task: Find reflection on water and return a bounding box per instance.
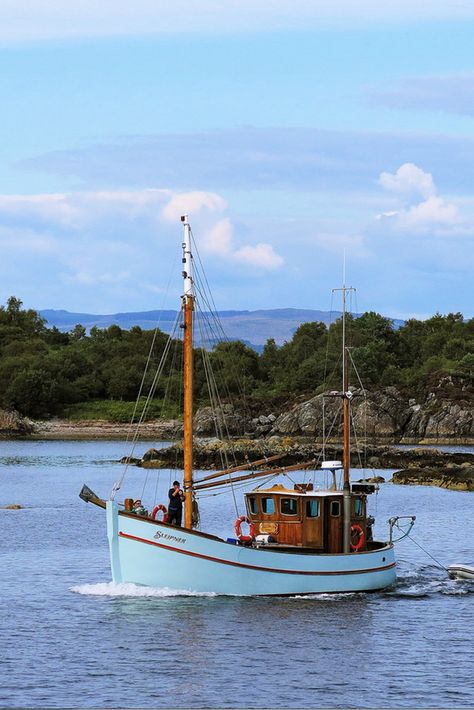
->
[0,439,474,708]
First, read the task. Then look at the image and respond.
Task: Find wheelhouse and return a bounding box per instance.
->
[245,483,374,553]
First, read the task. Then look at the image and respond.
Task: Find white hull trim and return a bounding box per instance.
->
[107,502,397,595]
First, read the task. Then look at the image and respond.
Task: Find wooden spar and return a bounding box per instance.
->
[342,361,351,553]
[192,453,287,485]
[332,281,355,553]
[192,460,317,492]
[343,363,350,488]
[341,283,353,554]
[182,215,194,530]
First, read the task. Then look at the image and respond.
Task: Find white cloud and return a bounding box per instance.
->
[1,0,473,44]
[161,191,227,223]
[0,189,171,228]
[0,193,80,227]
[202,218,283,270]
[377,163,463,234]
[234,243,284,269]
[379,163,436,200]
[201,218,234,256]
[0,187,283,309]
[398,196,461,231]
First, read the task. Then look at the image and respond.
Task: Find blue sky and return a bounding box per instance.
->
[1,1,474,320]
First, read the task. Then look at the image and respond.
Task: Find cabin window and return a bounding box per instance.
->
[248,497,257,515]
[281,498,298,516]
[330,500,341,517]
[261,497,275,514]
[306,499,320,518]
[354,497,363,517]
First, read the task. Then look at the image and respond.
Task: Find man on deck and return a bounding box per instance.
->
[168,480,184,526]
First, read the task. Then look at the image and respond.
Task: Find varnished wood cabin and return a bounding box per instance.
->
[245,483,382,553]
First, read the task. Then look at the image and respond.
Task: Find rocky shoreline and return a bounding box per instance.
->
[392,466,474,491]
[124,438,474,492]
[244,386,474,443]
[0,383,472,443]
[132,437,474,470]
[24,418,181,441]
[2,382,474,496]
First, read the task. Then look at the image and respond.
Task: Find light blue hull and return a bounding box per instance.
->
[106,502,396,595]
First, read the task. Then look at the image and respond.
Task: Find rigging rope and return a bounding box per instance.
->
[110,312,181,499]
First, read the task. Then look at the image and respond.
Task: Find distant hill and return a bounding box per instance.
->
[39,308,404,348]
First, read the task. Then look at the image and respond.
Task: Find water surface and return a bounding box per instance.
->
[1,440,473,708]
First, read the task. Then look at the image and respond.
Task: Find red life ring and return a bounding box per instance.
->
[350,524,365,551]
[151,504,168,523]
[234,515,255,543]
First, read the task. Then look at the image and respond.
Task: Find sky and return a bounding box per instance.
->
[1,1,474,320]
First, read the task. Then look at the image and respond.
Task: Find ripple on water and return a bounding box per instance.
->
[2,439,474,709]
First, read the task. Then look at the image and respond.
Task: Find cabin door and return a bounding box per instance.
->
[323,498,343,553]
[302,498,324,548]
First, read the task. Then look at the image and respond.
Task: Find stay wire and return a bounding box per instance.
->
[110,313,181,499]
[124,245,180,447]
[194,301,240,515]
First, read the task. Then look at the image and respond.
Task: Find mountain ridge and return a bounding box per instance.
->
[39,307,404,347]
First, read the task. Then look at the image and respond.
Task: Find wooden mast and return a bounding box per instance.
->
[182,214,194,529]
[333,279,355,553]
[342,290,351,554]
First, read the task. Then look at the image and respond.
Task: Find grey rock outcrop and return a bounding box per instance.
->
[271,388,473,442]
[271,388,408,439]
[401,396,473,441]
[194,404,248,436]
[393,466,474,491]
[137,439,474,471]
[0,409,34,437]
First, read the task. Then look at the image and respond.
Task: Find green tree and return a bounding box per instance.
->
[0,296,46,335]
[70,324,86,341]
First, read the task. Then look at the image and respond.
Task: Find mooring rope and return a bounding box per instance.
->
[404,532,448,572]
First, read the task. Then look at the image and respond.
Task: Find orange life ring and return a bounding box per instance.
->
[151,504,168,523]
[350,524,365,551]
[234,515,255,543]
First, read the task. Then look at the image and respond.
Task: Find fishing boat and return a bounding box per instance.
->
[80,215,414,595]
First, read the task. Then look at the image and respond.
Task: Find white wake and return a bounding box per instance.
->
[70,582,217,597]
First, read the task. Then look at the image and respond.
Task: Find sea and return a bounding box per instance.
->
[1,439,473,709]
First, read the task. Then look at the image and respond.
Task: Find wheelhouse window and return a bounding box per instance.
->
[354,497,363,517]
[281,498,298,516]
[248,497,257,515]
[261,497,275,514]
[330,500,341,517]
[306,499,320,518]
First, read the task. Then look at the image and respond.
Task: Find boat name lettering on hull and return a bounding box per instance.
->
[154,530,186,544]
